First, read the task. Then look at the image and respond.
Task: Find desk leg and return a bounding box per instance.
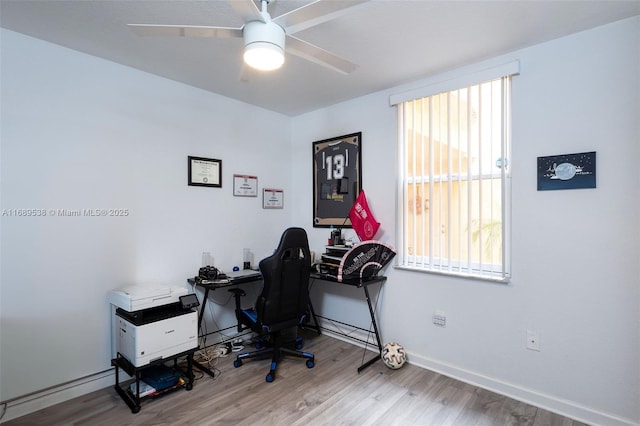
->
[357,283,383,373]
[197,287,210,331]
[305,300,321,335]
[193,287,216,378]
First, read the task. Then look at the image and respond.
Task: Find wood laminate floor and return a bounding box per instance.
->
[2,332,588,426]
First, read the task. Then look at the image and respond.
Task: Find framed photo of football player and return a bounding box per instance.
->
[312,132,361,228]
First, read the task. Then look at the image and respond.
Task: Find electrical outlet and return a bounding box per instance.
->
[432,311,446,327]
[526,330,540,351]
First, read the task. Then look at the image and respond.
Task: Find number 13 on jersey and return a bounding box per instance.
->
[313,132,362,227]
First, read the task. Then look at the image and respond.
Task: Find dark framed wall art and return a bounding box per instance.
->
[537,151,596,191]
[312,132,362,227]
[188,156,222,187]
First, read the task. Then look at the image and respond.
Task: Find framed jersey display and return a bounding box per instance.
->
[312,132,362,227]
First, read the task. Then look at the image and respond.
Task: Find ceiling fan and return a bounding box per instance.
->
[128,0,367,74]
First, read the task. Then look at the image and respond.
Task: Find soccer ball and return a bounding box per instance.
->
[382,342,407,369]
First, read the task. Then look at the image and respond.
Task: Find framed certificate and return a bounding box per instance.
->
[233,174,258,197]
[263,188,284,209]
[312,132,361,227]
[188,156,221,187]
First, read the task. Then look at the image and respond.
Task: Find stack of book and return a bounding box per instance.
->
[129,380,156,398]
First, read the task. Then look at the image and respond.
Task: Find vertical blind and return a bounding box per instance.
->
[391,61,518,281]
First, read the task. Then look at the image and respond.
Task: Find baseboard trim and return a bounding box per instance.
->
[406,352,638,426]
[315,321,638,426]
[0,370,114,423]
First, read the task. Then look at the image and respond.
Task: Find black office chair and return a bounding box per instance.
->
[228,227,315,382]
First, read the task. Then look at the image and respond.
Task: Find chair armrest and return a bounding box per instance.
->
[228,288,246,297]
[228,288,246,312]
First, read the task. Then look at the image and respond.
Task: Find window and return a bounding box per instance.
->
[393,64,517,282]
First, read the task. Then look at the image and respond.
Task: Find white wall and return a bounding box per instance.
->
[292,17,640,426]
[0,29,292,404]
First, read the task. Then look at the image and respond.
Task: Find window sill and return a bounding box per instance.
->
[393,265,510,284]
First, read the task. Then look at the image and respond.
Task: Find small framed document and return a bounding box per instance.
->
[233,174,258,197]
[263,188,284,209]
[188,156,221,187]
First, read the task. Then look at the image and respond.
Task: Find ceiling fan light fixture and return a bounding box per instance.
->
[244,42,284,71]
[243,20,285,71]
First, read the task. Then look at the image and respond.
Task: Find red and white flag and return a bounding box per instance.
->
[349,190,380,241]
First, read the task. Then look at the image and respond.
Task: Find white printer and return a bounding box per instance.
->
[109,285,198,367]
[109,285,188,312]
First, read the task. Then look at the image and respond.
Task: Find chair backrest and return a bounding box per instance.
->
[256,227,311,329]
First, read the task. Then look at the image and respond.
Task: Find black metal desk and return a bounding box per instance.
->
[187,275,263,377]
[309,273,386,373]
[189,273,385,374]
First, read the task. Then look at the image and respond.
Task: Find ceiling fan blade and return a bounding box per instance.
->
[239,62,253,83]
[227,0,264,23]
[128,24,243,38]
[286,35,358,75]
[273,0,369,35]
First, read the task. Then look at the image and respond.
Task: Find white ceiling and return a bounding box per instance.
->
[1,0,639,116]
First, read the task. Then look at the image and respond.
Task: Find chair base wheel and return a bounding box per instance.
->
[306,359,315,368]
[266,372,275,382]
[233,359,243,368]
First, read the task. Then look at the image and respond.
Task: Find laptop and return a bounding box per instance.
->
[225,269,262,282]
